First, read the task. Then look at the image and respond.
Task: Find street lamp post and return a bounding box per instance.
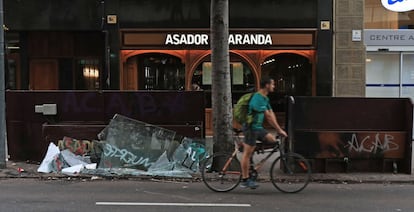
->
[0,0,6,168]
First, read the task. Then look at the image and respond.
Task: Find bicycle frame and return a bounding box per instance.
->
[222,134,286,174]
[252,141,283,172]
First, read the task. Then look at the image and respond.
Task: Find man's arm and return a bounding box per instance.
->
[264,110,288,137]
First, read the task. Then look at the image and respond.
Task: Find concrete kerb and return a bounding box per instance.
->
[1,161,414,184]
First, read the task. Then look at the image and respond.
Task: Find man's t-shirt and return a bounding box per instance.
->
[248,92,272,130]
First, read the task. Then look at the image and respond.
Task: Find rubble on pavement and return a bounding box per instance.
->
[37,114,208,178]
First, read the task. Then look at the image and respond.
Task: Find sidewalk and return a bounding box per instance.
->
[1,160,413,184]
[2,138,413,183]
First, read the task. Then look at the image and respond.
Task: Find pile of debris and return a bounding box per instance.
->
[38,114,208,178]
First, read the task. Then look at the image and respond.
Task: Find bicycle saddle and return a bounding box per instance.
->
[233,128,243,135]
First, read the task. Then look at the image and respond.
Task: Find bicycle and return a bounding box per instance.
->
[201,128,311,193]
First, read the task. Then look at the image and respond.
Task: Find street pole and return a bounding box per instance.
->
[210,0,233,152]
[0,0,6,168]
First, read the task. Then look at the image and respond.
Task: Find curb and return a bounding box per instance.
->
[1,173,414,184]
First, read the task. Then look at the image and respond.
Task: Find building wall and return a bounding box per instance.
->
[334,0,366,97]
[5,0,333,95]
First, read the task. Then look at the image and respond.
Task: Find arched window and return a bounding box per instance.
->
[134,53,185,90]
[191,54,256,107]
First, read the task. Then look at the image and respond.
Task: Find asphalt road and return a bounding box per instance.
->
[0,179,413,212]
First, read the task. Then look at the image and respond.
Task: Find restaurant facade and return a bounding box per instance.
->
[9,1,414,174]
[4,0,367,132]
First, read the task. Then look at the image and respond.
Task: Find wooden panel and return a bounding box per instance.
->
[124,33,166,46]
[205,108,212,135]
[28,33,49,57]
[29,59,59,90]
[74,33,104,57]
[28,32,74,57]
[48,32,74,57]
[6,91,205,161]
[271,34,313,46]
[29,32,103,58]
[124,57,138,90]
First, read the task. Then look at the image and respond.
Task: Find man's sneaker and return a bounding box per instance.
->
[240,179,259,189]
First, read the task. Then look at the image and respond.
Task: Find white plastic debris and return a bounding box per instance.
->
[37,143,60,173]
[85,163,97,170]
[91,176,103,181]
[61,150,90,167]
[61,164,84,176]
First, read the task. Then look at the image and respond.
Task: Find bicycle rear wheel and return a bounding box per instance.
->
[201,153,242,192]
[270,152,311,193]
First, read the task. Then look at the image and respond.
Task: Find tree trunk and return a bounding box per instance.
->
[210,0,233,152]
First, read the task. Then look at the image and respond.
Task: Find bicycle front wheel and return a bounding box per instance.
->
[270,152,311,193]
[201,153,242,192]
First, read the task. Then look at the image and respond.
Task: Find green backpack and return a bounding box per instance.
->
[233,93,254,126]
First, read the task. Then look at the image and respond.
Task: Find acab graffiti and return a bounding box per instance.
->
[294,131,406,159]
[347,133,399,154]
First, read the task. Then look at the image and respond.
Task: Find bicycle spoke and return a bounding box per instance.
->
[201,153,241,192]
[270,153,311,193]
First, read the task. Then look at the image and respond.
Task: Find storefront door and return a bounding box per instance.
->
[402,53,414,100]
[366,52,414,99]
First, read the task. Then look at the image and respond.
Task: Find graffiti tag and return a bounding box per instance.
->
[103,143,153,168]
[181,143,207,170]
[57,137,93,155]
[347,133,399,154]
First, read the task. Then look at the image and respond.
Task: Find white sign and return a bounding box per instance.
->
[166,34,209,45]
[364,29,414,46]
[381,0,414,12]
[165,34,273,45]
[352,30,362,42]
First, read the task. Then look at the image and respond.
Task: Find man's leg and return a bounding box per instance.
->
[240,130,259,189]
[263,133,277,143]
[241,143,255,179]
[240,143,259,189]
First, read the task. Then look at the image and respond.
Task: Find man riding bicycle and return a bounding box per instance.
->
[241,77,288,189]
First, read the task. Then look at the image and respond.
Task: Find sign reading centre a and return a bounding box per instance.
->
[381,0,414,12]
[364,29,414,46]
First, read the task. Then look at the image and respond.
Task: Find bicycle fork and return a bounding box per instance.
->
[282,156,309,174]
[221,150,240,175]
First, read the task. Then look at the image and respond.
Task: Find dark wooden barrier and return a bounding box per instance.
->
[287,97,413,173]
[6,91,205,161]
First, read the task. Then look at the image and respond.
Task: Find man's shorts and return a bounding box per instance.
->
[243,128,269,146]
